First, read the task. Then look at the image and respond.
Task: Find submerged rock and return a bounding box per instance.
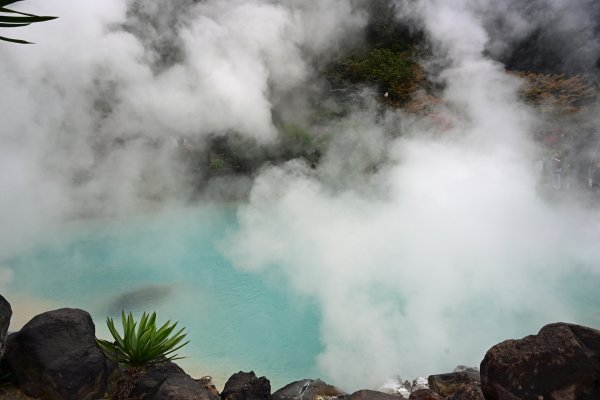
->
[0,295,11,359]
[271,379,343,400]
[480,322,600,400]
[428,370,479,397]
[108,284,174,314]
[5,308,109,400]
[221,370,270,400]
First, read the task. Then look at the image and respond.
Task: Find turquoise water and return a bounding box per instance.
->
[4,206,323,389]
[5,204,600,390]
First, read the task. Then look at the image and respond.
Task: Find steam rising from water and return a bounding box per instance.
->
[228,0,600,389]
[2,0,600,392]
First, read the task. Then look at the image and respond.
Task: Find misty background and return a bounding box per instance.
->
[2,0,600,391]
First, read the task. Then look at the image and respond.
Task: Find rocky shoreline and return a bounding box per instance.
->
[0,295,598,400]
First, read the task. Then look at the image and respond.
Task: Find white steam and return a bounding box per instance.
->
[227,0,600,390]
[0,0,364,255]
[2,0,600,393]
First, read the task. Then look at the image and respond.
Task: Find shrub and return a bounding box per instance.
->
[97,311,189,367]
[331,48,424,105]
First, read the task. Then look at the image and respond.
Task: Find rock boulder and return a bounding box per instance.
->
[480,322,600,400]
[221,371,270,400]
[129,361,220,400]
[428,370,480,397]
[4,308,109,400]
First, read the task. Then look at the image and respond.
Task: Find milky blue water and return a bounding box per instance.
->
[5,204,600,390]
[4,206,323,389]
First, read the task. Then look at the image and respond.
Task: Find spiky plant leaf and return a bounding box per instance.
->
[96,311,189,367]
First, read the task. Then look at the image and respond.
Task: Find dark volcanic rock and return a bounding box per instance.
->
[480,322,600,400]
[408,389,443,400]
[446,384,484,400]
[428,370,480,397]
[271,379,343,400]
[346,389,401,400]
[4,308,108,400]
[0,295,11,359]
[198,375,220,397]
[129,361,220,400]
[221,371,270,400]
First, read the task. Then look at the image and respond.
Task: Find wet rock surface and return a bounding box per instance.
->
[4,308,109,400]
[480,322,600,400]
[271,379,344,400]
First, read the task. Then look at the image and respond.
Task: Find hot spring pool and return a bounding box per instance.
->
[2,205,323,389]
[3,204,600,391]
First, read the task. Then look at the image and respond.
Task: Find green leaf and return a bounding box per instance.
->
[0,22,29,27]
[0,7,35,16]
[0,33,28,43]
[99,310,189,367]
[0,14,56,23]
[0,0,24,7]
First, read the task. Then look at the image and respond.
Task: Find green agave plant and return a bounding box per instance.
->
[97,311,189,367]
[0,0,57,44]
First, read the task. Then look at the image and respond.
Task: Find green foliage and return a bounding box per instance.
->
[97,311,189,367]
[334,48,423,104]
[280,123,328,166]
[281,124,314,147]
[0,0,57,44]
[210,158,226,170]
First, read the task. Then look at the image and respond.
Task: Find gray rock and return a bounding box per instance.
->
[0,295,11,360]
[271,379,343,400]
[480,322,600,400]
[5,308,109,400]
[452,366,479,374]
[427,370,479,397]
[221,371,270,400]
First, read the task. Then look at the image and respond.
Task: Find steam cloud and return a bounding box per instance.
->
[0,0,364,254]
[227,0,600,390]
[2,0,600,392]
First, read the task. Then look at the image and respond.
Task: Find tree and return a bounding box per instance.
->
[0,0,57,44]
